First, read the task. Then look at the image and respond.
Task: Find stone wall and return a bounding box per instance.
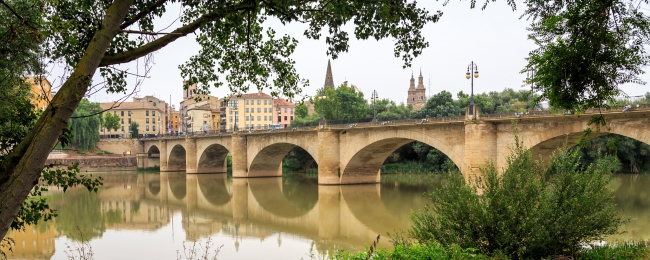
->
[46,156,137,172]
[96,139,143,155]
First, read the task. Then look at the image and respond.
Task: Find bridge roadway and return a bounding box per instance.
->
[142,106,650,184]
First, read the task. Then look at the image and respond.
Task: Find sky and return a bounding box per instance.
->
[56,1,649,109]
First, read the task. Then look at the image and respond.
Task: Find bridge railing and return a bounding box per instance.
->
[327,116,466,129]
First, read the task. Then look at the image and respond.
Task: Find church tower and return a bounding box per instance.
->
[324,59,335,89]
[407,69,427,110]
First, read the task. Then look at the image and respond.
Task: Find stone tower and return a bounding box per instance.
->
[407,69,427,110]
[324,59,335,89]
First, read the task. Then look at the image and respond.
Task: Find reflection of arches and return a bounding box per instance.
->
[341,134,461,184]
[197,174,232,206]
[196,144,230,173]
[148,180,161,195]
[147,145,160,157]
[340,185,407,235]
[168,145,186,171]
[168,173,186,200]
[248,178,316,218]
[248,143,317,177]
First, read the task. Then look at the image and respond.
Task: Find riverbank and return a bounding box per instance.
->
[45,154,137,171]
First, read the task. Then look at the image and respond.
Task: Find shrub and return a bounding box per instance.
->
[410,134,626,259]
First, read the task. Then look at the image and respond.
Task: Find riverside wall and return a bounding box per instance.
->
[45,156,137,172]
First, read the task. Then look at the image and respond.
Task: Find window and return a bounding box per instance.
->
[264,116,267,121]
[146,111,149,116]
[152,111,156,116]
[235,116,239,122]
[245,116,249,121]
[153,126,156,131]
[290,116,293,120]
[146,118,149,123]
[153,118,156,123]
[245,108,249,113]
[128,111,132,116]
[121,111,124,116]
[257,100,261,105]
[251,116,254,122]
[128,118,131,124]
[121,126,124,131]
[291,108,294,114]
[146,125,149,131]
[264,108,267,113]
[257,116,261,121]
[284,108,288,113]
[284,116,287,120]
[257,108,261,113]
[277,116,281,122]
[257,124,261,129]
[121,118,124,124]
[264,100,267,105]
[246,100,249,105]
[230,116,233,122]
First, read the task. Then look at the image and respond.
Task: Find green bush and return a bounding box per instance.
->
[333,242,503,260]
[410,134,626,259]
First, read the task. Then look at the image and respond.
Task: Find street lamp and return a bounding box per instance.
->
[466,61,479,117]
[526,71,537,112]
[249,113,253,130]
[371,90,379,122]
[232,106,238,132]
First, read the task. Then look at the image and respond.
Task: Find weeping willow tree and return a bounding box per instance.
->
[69,99,103,150]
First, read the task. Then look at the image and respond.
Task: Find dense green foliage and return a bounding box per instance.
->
[314,84,369,121]
[384,142,458,174]
[573,134,650,173]
[282,147,317,173]
[102,112,120,134]
[410,133,625,259]
[519,0,650,112]
[69,99,103,150]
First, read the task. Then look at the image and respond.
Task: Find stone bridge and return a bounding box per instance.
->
[142,106,650,184]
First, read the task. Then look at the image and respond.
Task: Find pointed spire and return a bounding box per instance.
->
[417,67,425,89]
[409,71,415,90]
[324,59,335,89]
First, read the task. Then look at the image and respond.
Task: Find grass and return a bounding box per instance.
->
[136,166,160,172]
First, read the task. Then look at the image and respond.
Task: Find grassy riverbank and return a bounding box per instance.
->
[332,241,650,260]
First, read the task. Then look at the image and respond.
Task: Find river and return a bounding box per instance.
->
[3,172,650,259]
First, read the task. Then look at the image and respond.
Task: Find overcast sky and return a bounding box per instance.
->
[68,1,649,108]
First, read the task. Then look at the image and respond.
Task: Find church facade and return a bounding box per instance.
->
[407,70,427,110]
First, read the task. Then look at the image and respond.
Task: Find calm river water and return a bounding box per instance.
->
[4,172,650,259]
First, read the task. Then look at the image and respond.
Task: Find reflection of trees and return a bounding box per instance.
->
[282,174,318,211]
[54,190,106,241]
[613,175,650,212]
[104,210,123,227]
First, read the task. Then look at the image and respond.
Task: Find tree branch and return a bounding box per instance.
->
[100,2,253,67]
[120,29,182,35]
[120,0,169,29]
[0,0,37,30]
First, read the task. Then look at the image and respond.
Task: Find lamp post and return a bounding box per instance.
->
[466,61,479,118]
[526,71,537,112]
[233,106,238,132]
[318,88,327,126]
[371,90,379,122]
[250,113,253,130]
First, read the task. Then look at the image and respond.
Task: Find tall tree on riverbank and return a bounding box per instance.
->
[102,112,120,136]
[69,99,103,151]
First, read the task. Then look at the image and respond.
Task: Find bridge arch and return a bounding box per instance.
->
[248,142,318,177]
[146,145,160,157]
[197,174,232,206]
[196,144,230,173]
[339,126,464,184]
[248,178,317,218]
[168,144,187,171]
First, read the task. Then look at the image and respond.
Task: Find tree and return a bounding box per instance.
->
[294,103,308,118]
[102,112,120,135]
[314,84,368,121]
[130,122,139,139]
[68,99,103,151]
[0,0,439,238]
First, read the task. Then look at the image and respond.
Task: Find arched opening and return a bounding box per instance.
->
[147,145,160,157]
[248,143,317,177]
[167,145,186,171]
[341,138,461,184]
[567,134,650,173]
[197,144,230,173]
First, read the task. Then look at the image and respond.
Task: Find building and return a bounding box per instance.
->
[273,98,296,127]
[185,105,221,133]
[407,70,427,110]
[223,92,274,131]
[180,81,221,133]
[3,222,57,259]
[99,100,165,138]
[169,109,180,133]
[25,76,53,111]
[133,95,169,132]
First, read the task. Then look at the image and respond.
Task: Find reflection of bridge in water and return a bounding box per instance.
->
[143,173,405,250]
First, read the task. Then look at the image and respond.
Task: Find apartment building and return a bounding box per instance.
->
[133,95,169,131]
[223,92,274,131]
[273,98,296,127]
[99,100,165,138]
[169,109,180,133]
[185,105,221,133]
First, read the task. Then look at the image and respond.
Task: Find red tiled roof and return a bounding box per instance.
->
[227,92,273,99]
[273,98,295,107]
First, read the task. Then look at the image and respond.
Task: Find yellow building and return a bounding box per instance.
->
[223,93,274,131]
[170,110,181,133]
[186,105,221,133]
[25,76,53,111]
[99,100,165,138]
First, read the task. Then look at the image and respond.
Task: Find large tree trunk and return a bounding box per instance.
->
[0,0,133,239]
